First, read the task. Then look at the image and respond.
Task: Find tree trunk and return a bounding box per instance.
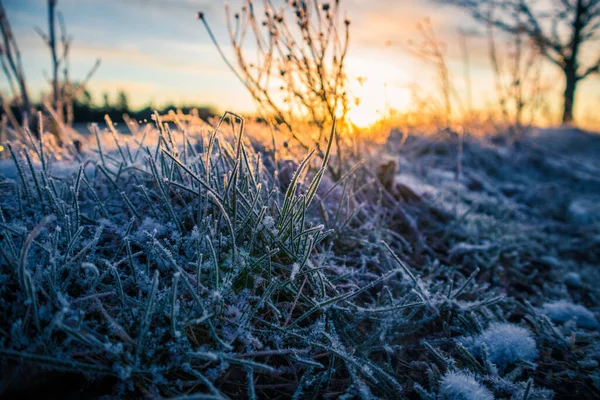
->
[562,0,585,125]
[562,65,577,124]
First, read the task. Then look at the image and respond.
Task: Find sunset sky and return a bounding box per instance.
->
[3,0,600,129]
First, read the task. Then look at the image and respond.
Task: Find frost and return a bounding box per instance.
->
[113,363,133,380]
[541,300,598,329]
[439,371,494,400]
[290,262,300,281]
[471,323,537,367]
[567,199,600,224]
[0,159,19,180]
[1,114,596,398]
[260,216,279,235]
[134,217,167,242]
[564,272,582,288]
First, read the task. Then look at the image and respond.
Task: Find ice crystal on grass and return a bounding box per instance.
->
[469,323,537,368]
[541,300,598,329]
[563,272,582,288]
[439,371,494,400]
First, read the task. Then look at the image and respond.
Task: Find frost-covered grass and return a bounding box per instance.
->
[0,114,599,398]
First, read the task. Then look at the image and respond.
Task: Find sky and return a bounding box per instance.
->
[2,0,600,129]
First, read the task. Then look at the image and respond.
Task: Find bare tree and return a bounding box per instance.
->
[439,0,600,124]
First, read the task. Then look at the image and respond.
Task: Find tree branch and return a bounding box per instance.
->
[579,56,600,79]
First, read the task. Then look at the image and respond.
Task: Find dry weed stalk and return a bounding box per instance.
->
[198,1,352,154]
[408,19,457,129]
[487,23,548,137]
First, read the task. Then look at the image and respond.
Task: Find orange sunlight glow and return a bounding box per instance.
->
[346,61,411,128]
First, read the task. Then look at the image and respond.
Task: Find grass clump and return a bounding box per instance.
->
[0,111,439,398]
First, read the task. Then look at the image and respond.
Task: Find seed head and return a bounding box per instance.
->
[196,11,204,20]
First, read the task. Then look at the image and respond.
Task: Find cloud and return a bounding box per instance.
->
[70,42,228,78]
[87,79,157,95]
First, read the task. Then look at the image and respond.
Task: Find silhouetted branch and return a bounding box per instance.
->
[579,56,600,80]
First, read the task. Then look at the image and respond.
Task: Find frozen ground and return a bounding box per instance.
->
[0,117,598,399]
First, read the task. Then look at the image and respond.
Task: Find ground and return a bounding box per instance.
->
[0,116,598,399]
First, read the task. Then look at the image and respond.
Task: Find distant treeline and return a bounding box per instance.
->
[5,89,217,125]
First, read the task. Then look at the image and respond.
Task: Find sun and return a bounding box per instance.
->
[347,79,411,128]
[345,62,411,128]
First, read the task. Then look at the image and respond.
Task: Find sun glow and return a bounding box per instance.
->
[345,61,411,128]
